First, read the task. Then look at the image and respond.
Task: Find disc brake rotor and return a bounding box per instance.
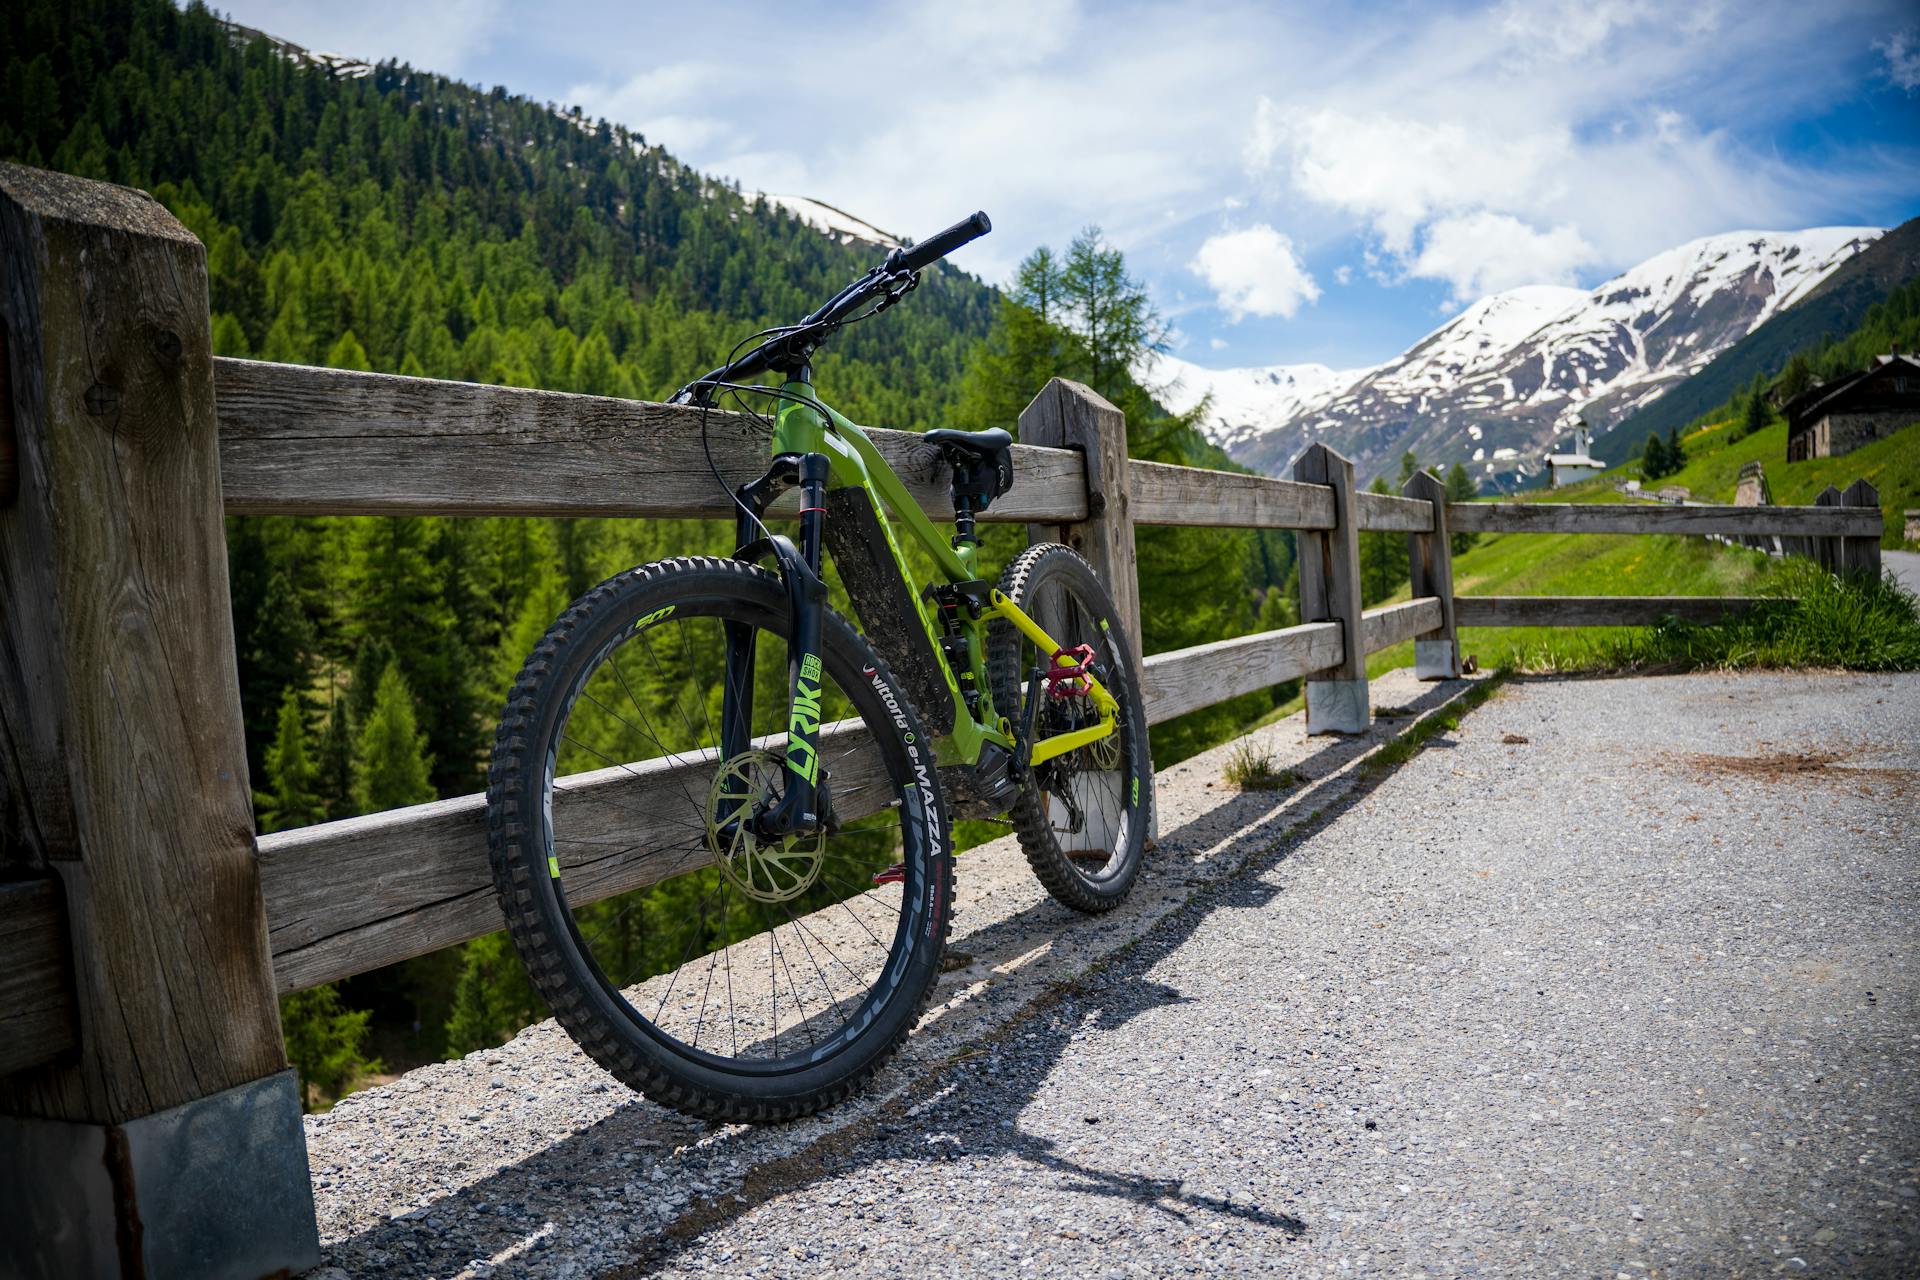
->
[705,750,825,904]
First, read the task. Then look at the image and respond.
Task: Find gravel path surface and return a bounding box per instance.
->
[304,671,1919,1278]
[1886,550,1920,596]
[634,671,1919,1279]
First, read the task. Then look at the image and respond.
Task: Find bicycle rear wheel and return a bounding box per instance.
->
[988,543,1153,912]
[486,556,953,1122]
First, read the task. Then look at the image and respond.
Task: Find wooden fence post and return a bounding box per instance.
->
[1813,485,1842,573]
[1294,443,1368,733]
[1402,470,1460,679]
[1018,379,1153,838]
[1840,478,1882,582]
[0,165,318,1279]
[1018,379,1144,686]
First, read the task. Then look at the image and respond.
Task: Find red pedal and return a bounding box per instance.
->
[872,862,906,886]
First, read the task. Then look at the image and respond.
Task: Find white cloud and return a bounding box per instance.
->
[1271,105,1572,254]
[1209,336,1228,350]
[1411,212,1595,302]
[1496,0,1658,62]
[1190,225,1320,321]
[1878,30,1920,90]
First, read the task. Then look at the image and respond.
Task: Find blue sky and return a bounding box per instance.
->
[220,0,1920,372]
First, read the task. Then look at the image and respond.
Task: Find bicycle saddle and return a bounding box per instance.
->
[925,428,1015,505]
[924,427,1012,459]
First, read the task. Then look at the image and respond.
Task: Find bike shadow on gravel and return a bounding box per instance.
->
[318,680,1478,1278]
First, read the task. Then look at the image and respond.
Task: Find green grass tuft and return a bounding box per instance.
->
[1222,741,1300,790]
[1585,561,1920,673]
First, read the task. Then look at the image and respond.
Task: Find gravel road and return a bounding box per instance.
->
[303,670,1918,1278]
[633,671,1919,1278]
[1886,549,1920,596]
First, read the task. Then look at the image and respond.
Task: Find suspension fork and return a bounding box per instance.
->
[721,451,831,837]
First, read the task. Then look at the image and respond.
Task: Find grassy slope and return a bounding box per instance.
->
[1632,417,1920,549]
[1360,415,1920,682]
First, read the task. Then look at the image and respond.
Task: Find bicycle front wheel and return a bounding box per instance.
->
[486,556,953,1122]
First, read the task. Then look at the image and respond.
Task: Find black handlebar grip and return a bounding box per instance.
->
[897,211,992,273]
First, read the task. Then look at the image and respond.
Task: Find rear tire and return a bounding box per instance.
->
[987,543,1153,913]
[486,556,954,1122]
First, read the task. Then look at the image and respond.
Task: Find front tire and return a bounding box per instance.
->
[486,556,953,1122]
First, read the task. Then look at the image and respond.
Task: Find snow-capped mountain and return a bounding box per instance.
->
[1193,227,1880,488]
[1154,354,1371,450]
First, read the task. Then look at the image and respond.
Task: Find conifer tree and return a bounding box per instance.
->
[279,984,380,1112]
[317,695,357,820]
[354,662,436,813]
[256,687,325,833]
[1642,433,1669,479]
[444,932,540,1055]
[325,329,371,371]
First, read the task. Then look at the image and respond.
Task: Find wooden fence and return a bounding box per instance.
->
[0,164,1887,1276]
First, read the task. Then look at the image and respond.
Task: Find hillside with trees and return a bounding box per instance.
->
[3,0,1297,1103]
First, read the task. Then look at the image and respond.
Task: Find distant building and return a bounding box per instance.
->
[1545,419,1605,488]
[1784,354,1920,461]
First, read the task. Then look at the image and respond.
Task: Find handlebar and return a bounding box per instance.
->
[894,211,992,275]
[672,211,992,405]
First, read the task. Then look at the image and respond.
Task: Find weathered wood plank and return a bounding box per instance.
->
[1447,501,1879,537]
[1840,478,1882,581]
[261,722,889,994]
[1019,380,1144,687]
[1403,471,1460,678]
[1454,596,1774,627]
[0,165,286,1121]
[1295,445,1368,733]
[1354,489,1435,533]
[1360,598,1445,654]
[1128,459,1335,530]
[1140,623,1343,725]
[0,880,74,1075]
[215,358,1088,523]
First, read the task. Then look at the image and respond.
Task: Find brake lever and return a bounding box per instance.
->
[872,271,920,315]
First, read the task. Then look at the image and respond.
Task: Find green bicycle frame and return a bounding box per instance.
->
[768,380,1117,773]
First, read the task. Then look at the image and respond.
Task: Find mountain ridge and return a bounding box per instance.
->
[1167,227,1880,487]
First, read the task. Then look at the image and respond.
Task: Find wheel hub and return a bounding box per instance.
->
[705,750,825,903]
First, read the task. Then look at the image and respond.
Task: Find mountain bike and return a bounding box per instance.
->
[484,213,1153,1122]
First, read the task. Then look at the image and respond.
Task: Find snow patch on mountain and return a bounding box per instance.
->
[757,195,901,249]
[1153,353,1370,448]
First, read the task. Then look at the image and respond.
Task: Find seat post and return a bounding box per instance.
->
[951,498,978,550]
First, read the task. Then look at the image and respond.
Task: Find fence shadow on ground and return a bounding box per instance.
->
[320,680,1479,1276]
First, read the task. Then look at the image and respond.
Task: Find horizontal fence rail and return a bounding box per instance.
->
[1128,460,1335,530]
[262,721,888,993]
[216,359,1090,524]
[1454,596,1774,627]
[1446,501,1879,537]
